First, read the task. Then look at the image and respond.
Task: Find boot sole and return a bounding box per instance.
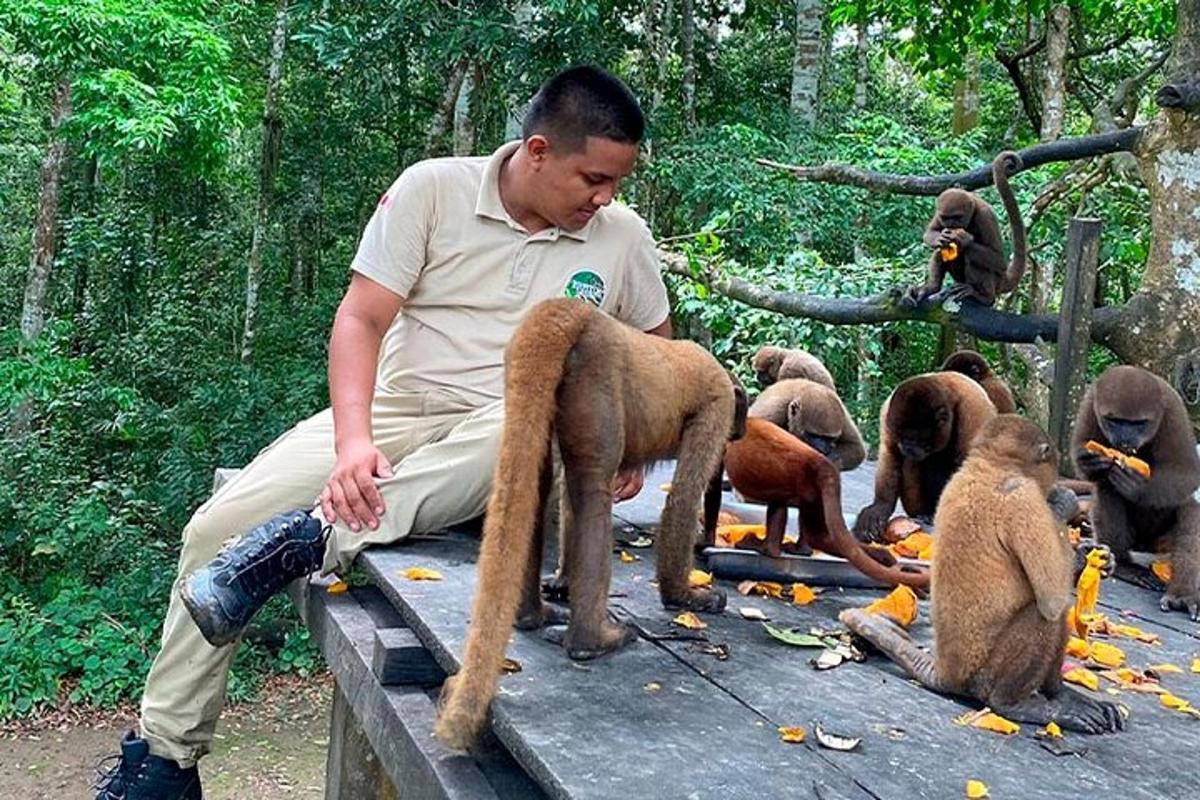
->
[179,580,240,648]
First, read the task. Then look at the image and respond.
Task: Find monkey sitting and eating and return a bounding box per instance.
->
[710,417,930,589]
[751,345,836,389]
[854,372,996,541]
[1072,365,1200,619]
[941,349,1017,414]
[435,299,747,750]
[905,151,1028,307]
[841,416,1125,734]
[748,378,866,471]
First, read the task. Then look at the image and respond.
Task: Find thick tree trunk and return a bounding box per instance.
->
[681,0,697,131]
[790,0,825,125]
[242,0,289,364]
[1040,4,1070,141]
[952,52,980,135]
[426,58,468,157]
[853,16,868,111]
[20,78,72,342]
[1168,0,1199,77]
[453,62,480,156]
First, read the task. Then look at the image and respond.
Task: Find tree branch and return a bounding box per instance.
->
[754,127,1144,195]
[996,42,1045,134]
[1094,50,1172,130]
[1067,30,1132,61]
[660,251,1128,345]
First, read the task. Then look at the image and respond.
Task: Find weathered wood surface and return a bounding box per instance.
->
[355,460,1200,800]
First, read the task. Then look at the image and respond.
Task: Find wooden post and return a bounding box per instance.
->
[1049,218,1102,473]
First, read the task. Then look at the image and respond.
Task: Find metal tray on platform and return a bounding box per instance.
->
[702,546,929,589]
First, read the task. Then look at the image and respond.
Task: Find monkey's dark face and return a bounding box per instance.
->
[943,352,986,381]
[752,349,781,387]
[934,189,977,230]
[1099,415,1154,453]
[1094,366,1163,453]
[896,410,951,461]
[525,135,638,231]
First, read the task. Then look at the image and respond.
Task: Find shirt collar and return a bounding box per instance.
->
[475,140,594,242]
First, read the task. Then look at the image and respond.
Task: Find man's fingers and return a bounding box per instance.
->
[356,471,384,524]
[320,488,337,525]
[343,473,377,531]
[329,480,355,530]
[375,451,394,480]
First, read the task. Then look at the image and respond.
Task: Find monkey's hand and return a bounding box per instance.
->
[1075,447,1114,480]
[902,283,937,307]
[1072,543,1113,581]
[1107,462,1149,502]
[1047,485,1082,525]
[1160,586,1200,621]
[940,228,974,247]
[853,504,892,542]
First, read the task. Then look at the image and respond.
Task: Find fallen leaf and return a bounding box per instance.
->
[686,642,730,660]
[814,724,861,751]
[966,779,989,798]
[620,551,635,563]
[739,607,769,621]
[762,622,827,648]
[778,726,807,743]
[865,585,918,628]
[791,583,818,606]
[1151,561,1173,583]
[811,650,845,670]
[1088,641,1126,668]
[954,708,1020,735]
[500,657,522,674]
[1148,663,1183,674]
[673,612,707,630]
[1063,667,1100,691]
[644,682,662,692]
[625,535,654,548]
[1041,721,1063,738]
[738,580,784,598]
[1065,637,1091,659]
[401,567,443,581]
[326,580,349,594]
[688,569,713,588]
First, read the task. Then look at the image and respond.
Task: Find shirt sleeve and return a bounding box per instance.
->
[614,216,671,331]
[350,162,438,298]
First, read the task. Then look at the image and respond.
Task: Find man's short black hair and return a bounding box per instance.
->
[522,65,644,151]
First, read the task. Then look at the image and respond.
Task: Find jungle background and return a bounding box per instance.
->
[0,0,1193,721]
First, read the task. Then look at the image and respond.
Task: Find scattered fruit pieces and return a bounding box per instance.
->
[965,779,989,799]
[954,708,1020,735]
[791,583,817,606]
[1098,668,1168,694]
[673,612,707,630]
[688,569,713,588]
[778,726,807,743]
[620,551,635,563]
[1075,548,1105,618]
[718,524,767,547]
[400,567,443,581]
[644,682,662,692]
[883,516,923,543]
[1084,440,1151,477]
[893,531,934,558]
[1192,658,1200,674]
[1148,663,1183,674]
[1063,667,1100,691]
[738,580,784,598]
[1066,636,1091,659]
[866,585,918,628]
[1152,561,1173,583]
[1042,721,1063,738]
[1159,693,1200,717]
[1088,641,1126,668]
[326,580,349,594]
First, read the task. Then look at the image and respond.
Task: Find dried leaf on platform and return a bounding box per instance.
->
[500,657,522,674]
[688,569,713,588]
[400,567,443,581]
[739,607,769,621]
[762,622,827,648]
[954,708,1020,735]
[673,612,707,630]
[791,583,818,605]
[965,779,989,798]
[739,580,784,598]
[778,726,807,743]
[644,682,662,692]
[811,650,845,671]
[326,580,349,594]
[865,585,918,628]
[620,551,636,563]
[1063,667,1100,691]
[814,724,861,751]
[686,641,731,660]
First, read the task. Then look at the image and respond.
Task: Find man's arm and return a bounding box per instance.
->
[321,273,405,531]
[611,316,673,501]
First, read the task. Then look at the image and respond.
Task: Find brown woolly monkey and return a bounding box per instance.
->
[840,416,1124,734]
[751,345,836,389]
[435,298,746,750]
[747,378,866,471]
[906,151,1028,306]
[854,372,996,541]
[711,417,930,589]
[1072,365,1200,618]
[941,349,1017,414]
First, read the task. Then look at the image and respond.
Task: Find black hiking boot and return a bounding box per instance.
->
[180,508,328,647]
[93,730,202,800]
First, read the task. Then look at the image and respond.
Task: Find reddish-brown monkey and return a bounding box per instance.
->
[842,416,1124,734]
[435,299,745,749]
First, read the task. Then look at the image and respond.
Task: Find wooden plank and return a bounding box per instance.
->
[372,627,445,687]
[1049,217,1102,468]
[359,542,875,800]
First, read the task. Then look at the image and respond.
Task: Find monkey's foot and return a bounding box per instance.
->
[544,622,638,661]
[515,602,571,631]
[852,505,891,543]
[996,689,1124,734]
[541,573,569,602]
[1159,588,1200,621]
[662,586,728,614]
[1113,562,1167,592]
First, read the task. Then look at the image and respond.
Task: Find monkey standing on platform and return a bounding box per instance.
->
[841,416,1124,734]
[906,151,1028,306]
[435,299,746,750]
[941,350,1017,414]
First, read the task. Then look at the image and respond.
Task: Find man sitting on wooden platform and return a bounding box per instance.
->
[94,65,672,800]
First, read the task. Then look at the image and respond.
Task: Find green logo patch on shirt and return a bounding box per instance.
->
[563,270,607,307]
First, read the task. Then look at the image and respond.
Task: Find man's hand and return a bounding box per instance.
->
[320,440,394,532]
[612,465,645,503]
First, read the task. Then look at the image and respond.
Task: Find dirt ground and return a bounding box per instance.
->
[0,673,332,799]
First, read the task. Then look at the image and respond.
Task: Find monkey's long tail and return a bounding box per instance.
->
[434,299,596,751]
[993,150,1027,293]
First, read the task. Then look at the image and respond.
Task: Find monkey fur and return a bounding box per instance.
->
[906,151,1028,306]
[711,417,930,589]
[751,345,836,389]
[435,299,746,750]
[748,378,866,471]
[941,349,1017,414]
[841,415,1124,734]
[1072,365,1200,618]
[854,372,996,541]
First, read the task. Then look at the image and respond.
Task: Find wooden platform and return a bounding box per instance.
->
[306,460,1200,800]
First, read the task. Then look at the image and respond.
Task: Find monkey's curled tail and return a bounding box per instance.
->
[993,150,1027,293]
[839,528,932,590]
[434,299,597,750]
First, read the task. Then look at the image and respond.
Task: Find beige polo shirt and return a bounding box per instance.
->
[351,141,670,406]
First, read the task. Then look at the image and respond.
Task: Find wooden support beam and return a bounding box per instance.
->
[372,627,445,687]
[1049,218,1102,473]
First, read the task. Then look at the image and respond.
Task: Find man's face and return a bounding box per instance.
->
[527,135,639,230]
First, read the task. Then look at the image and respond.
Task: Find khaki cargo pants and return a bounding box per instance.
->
[139,388,503,767]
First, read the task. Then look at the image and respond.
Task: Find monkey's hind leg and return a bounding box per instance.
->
[1160,503,1200,620]
[516,452,570,631]
[838,609,952,693]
